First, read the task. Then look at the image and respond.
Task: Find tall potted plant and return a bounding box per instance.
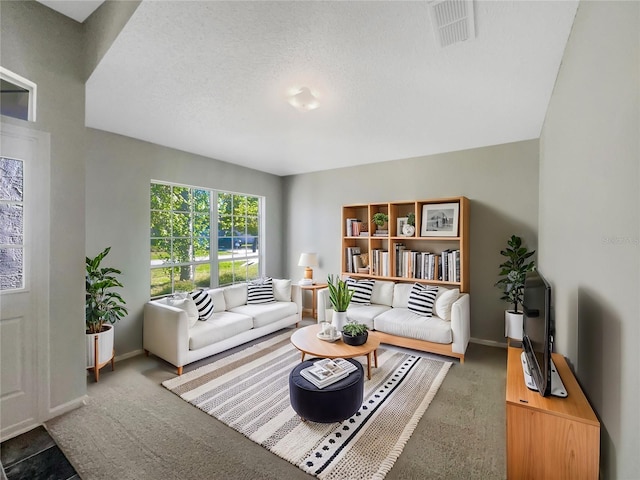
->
[86,247,128,381]
[327,274,354,332]
[495,235,535,340]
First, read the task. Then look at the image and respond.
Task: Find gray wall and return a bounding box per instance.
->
[1,0,286,409]
[84,0,141,78]
[283,140,540,342]
[539,1,639,478]
[1,1,88,409]
[85,129,286,356]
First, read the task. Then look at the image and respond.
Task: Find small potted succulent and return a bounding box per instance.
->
[341,321,369,346]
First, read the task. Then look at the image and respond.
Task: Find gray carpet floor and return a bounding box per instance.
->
[46,322,507,480]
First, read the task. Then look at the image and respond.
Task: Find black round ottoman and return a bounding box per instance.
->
[289,358,364,423]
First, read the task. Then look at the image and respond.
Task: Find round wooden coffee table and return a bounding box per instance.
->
[290,324,380,380]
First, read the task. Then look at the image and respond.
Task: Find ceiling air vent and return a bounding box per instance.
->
[429,0,475,48]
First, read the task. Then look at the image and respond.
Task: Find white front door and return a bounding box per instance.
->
[0,122,50,441]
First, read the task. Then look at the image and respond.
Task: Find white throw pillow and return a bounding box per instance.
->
[273,278,292,302]
[188,289,214,321]
[223,284,248,309]
[209,288,227,313]
[391,283,414,309]
[370,280,395,306]
[435,287,460,321]
[407,283,438,317]
[247,277,276,304]
[171,298,199,328]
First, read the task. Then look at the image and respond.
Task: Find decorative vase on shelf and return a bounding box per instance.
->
[402,224,415,236]
[332,311,348,332]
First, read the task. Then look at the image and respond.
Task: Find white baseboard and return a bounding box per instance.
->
[115,349,144,362]
[470,337,508,349]
[47,395,88,421]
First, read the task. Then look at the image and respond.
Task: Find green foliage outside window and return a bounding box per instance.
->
[150,183,261,297]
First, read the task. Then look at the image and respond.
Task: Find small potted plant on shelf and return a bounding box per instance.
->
[341,321,369,346]
[495,235,535,341]
[327,274,354,332]
[86,247,128,381]
[372,212,388,234]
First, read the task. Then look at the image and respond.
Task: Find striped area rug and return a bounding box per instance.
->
[163,331,452,480]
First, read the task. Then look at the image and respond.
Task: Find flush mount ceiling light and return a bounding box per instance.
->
[288,87,319,112]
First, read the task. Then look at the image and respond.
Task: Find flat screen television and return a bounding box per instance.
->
[521,270,567,397]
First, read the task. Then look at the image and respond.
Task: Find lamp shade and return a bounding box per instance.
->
[297,253,318,267]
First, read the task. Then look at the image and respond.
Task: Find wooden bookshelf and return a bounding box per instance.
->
[342,197,469,292]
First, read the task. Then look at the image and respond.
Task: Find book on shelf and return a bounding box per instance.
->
[393,243,405,277]
[352,254,363,271]
[391,249,456,281]
[345,218,360,237]
[345,246,361,273]
[300,358,357,389]
[369,248,388,276]
[437,249,460,282]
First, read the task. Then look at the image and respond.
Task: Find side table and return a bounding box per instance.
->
[299,283,327,320]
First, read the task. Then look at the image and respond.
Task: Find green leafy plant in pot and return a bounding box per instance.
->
[342,321,369,346]
[495,235,536,314]
[86,247,128,380]
[327,274,354,332]
[372,212,388,231]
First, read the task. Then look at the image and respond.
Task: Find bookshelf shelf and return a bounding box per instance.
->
[342,197,469,293]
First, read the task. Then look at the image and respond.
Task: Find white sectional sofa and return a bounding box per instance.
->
[317,279,470,362]
[144,279,302,374]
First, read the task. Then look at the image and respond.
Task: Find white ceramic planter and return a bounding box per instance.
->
[86,324,114,368]
[332,311,348,332]
[505,310,524,341]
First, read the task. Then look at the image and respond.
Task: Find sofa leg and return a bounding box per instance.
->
[177,366,183,375]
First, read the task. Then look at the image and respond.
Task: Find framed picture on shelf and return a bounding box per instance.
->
[397,217,408,236]
[421,203,459,237]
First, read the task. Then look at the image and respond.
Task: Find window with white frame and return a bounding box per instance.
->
[0,67,37,122]
[150,182,262,297]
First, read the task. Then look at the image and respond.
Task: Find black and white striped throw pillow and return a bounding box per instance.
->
[346,278,375,305]
[407,283,438,317]
[189,289,214,321]
[247,277,276,304]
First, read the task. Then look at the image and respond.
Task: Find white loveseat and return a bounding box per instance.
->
[317,279,470,362]
[144,279,302,374]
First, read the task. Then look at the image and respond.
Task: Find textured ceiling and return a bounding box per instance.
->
[86,1,579,176]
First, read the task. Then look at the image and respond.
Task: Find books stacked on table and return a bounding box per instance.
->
[300,358,358,389]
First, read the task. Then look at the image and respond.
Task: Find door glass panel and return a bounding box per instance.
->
[0,157,24,291]
[0,204,23,244]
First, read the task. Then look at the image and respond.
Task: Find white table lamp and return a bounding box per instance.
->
[298,253,318,284]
